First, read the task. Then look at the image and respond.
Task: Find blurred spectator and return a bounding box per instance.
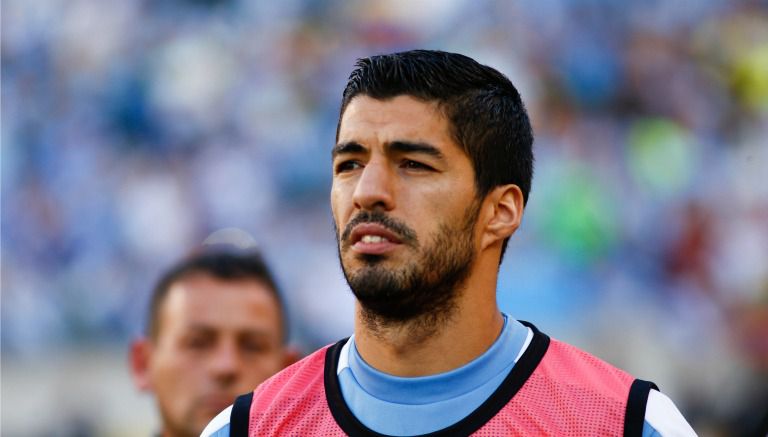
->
[129,246,298,437]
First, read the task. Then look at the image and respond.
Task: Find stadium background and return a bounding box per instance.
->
[2,0,767,435]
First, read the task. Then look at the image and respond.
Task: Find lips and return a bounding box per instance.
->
[349,223,403,255]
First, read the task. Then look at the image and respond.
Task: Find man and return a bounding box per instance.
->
[203,50,696,436]
[130,247,297,437]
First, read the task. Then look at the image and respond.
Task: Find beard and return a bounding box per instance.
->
[336,202,480,332]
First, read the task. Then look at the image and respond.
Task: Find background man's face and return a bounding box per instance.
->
[331,95,481,321]
[143,274,287,437]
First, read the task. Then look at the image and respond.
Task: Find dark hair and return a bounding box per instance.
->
[336,50,534,260]
[146,247,287,342]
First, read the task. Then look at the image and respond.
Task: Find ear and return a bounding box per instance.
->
[479,184,524,251]
[129,338,154,392]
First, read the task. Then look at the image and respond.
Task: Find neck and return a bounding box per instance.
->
[353,254,503,377]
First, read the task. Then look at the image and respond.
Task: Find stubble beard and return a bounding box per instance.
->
[336,203,480,342]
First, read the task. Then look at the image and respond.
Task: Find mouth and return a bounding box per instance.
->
[349,223,404,255]
[199,394,236,415]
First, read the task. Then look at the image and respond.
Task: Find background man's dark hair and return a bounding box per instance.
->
[146,246,287,341]
[336,49,534,261]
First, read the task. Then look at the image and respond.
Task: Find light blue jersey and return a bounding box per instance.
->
[336,314,528,435]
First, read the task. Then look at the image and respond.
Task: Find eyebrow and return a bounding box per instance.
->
[388,141,444,159]
[332,141,365,158]
[185,324,273,338]
[332,140,444,160]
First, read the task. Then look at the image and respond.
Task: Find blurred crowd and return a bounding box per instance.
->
[2,0,767,435]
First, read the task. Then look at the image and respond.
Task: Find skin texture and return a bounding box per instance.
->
[130,273,295,437]
[332,95,525,377]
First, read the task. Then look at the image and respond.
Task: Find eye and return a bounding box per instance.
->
[242,340,269,353]
[184,334,214,350]
[335,160,362,174]
[240,335,272,354]
[401,159,434,171]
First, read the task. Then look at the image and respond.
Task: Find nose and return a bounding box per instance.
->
[209,342,241,387]
[352,159,395,211]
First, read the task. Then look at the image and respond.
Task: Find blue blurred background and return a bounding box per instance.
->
[2,0,767,435]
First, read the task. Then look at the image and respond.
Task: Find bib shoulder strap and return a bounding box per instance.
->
[623,379,659,437]
[230,391,254,437]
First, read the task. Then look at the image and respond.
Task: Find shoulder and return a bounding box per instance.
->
[249,343,335,411]
[529,336,695,435]
[546,339,695,435]
[200,345,336,437]
[542,338,636,391]
[249,342,349,435]
[644,390,697,436]
[544,340,696,435]
[254,345,329,393]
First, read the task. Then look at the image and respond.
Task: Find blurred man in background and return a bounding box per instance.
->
[129,247,297,437]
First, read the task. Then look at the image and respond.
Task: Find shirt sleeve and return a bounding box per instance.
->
[642,390,697,436]
[200,405,232,437]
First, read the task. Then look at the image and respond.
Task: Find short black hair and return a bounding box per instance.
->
[146,246,287,342]
[336,50,534,260]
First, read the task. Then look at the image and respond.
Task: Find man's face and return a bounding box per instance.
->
[331,95,481,322]
[145,274,286,437]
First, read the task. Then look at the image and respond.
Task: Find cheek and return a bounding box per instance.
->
[330,191,348,230]
[240,354,283,385]
[421,192,475,234]
[150,360,200,416]
[151,352,199,387]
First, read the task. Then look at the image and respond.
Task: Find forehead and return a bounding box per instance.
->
[158,274,282,335]
[338,95,457,150]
